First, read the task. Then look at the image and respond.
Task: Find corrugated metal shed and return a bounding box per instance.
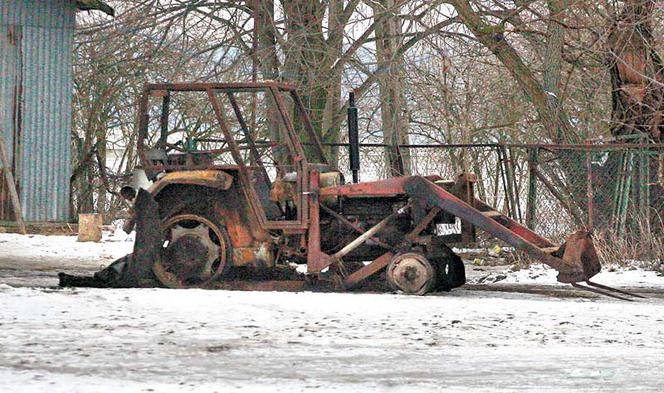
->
[0,0,75,222]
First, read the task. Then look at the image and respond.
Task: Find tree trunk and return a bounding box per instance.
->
[374,0,411,176]
[251,0,285,172]
[282,0,326,129]
[543,0,566,141]
[319,0,345,164]
[605,0,663,234]
[608,0,663,143]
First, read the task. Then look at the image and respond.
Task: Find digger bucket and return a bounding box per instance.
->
[561,232,646,300]
[555,231,601,283]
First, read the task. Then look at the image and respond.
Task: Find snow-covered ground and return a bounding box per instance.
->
[2,286,664,392]
[471,262,664,289]
[0,230,133,287]
[1,232,664,392]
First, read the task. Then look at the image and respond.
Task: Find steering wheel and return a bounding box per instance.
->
[164,141,186,153]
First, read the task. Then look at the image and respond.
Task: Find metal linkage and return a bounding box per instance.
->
[585,280,646,298]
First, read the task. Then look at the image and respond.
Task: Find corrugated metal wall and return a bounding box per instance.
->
[0,0,74,222]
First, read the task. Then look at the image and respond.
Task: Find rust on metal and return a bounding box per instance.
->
[306,170,332,273]
[330,210,399,261]
[386,252,437,295]
[406,207,440,241]
[148,170,233,194]
[343,251,394,289]
[320,203,393,251]
[404,176,584,281]
[320,175,441,198]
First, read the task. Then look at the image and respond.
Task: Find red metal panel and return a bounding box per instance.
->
[320,175,442,198]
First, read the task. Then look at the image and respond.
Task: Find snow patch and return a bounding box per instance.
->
[473,263,664,288]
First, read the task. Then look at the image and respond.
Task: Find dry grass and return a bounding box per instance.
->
[592,221,664,273]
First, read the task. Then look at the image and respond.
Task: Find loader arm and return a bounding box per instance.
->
[404,176,589,283]
[405,176,644,299]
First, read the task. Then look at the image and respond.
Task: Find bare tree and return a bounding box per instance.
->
[608,0,663,143]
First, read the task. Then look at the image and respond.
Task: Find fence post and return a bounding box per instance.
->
[499,144,518,220]
[526,147,538,229]
[508,146,523,222]
[586,144,594,231]
[638,143,651,235]
[614,150,633,236]
[497,145,511,216]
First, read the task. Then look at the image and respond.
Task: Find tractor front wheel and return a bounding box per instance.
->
[386,252,437,295]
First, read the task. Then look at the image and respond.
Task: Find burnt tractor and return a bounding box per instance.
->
[60,82,640,299]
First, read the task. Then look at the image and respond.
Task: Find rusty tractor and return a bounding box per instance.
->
[60,81,642,299]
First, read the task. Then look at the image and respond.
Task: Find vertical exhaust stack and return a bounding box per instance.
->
[347,92,360,183]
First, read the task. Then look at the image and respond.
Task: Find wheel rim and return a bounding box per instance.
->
[386,253,437,295]
[153,214,228,288]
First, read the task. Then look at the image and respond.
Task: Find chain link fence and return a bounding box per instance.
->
[517,145,663,242]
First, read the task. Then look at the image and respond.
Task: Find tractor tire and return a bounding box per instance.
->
[427,238,466,291]
[152,185,234,288]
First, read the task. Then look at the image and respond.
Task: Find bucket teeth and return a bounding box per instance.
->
[585,280,646,299]
[570,281,645,301]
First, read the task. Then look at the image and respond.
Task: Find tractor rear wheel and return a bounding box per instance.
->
[152,186,233,288]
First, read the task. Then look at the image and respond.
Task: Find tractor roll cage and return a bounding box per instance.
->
[136,81,331,232]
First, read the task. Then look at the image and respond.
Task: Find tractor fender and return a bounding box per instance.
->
[147,171,269,251]
[148,170,233,195]
[121,170,234,234]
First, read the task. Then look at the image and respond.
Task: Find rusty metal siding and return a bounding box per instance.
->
[0,0,75,221]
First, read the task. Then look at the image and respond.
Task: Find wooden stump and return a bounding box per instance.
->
[78,213,102,242]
